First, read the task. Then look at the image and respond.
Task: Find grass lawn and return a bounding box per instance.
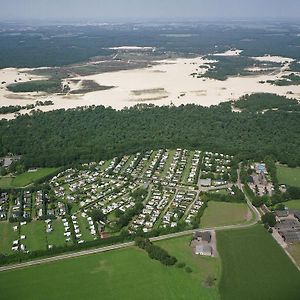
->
[287,243,300,268]
[0,177,13,188]
[46,219,72,248]
[277,165,300,188]
[284,200,300,210]
[160,149,176,178]
[218,225,300,300]
[77,214,95,242]
[0,240,220,300]
[0,222,19,255]
[20,221,47,252]
[157,236,221,292]
[11,168,59,187]
[181,150,194,184]
[200,201,250,228]
[209,189,228,196]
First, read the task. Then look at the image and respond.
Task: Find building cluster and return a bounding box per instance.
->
[248,162,274,196]
[131,188,175,233]
[201,152,233,186]
[275,210,300,243]
[0,193,9,220]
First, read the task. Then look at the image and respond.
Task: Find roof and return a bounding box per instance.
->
[195,244,212,255]
[200,179,211,187]
[194,231,211,242]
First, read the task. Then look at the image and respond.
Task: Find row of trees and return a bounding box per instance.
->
[135,237,177,266]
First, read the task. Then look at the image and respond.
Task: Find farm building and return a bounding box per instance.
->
[195,244,212,256]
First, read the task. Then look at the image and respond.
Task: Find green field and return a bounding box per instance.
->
[0,222,18,255]
[277,165,300,188]
[181,150,194,184]
[46,219,72,248]
[77,214,95,242]
[0,177,13,188]
[218,226,300,300]
[287,243,300,267]
[200,201,250,228]
[11,168,59,187]
[0,237,220,300]
[284,200,300,210]
[20,221,47,252]
[157,236,221,294]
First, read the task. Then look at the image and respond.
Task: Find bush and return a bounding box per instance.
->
[176,262,186,268]
[262,212,276,227]
[185,266,193,273]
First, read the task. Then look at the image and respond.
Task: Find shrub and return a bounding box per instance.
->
[176,262,186,268]
[185,266,193,273]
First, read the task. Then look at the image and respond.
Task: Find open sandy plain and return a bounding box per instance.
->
[0,54,300,119]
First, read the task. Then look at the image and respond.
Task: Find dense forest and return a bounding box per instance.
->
[0,99,299,168]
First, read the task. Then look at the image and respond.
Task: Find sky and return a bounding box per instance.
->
[0,0,299,22]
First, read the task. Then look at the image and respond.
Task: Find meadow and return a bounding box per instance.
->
[0,222,18,255]
[284,199,300,210]
[0,168,59,188]
[200,201,250,228]
[0,237,220,300]
[218,226,300,300]
[277,165,300,188]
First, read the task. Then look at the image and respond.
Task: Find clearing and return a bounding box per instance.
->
[277,165,300,188]
[200,201,250,228]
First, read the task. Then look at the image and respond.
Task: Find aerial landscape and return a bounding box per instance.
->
[0,1,300,299]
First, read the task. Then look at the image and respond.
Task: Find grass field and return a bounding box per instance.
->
[218,226,300,300]
[200,201,250,228]
[287,243,300,267]
[284,200,300,210]
[46,219,72,248]
[77,214,95,242]
[181,150,194,184]
[157,236,221,291]
[0,238,220,300]
[0,222,18,255]
[277,165,300,188]
[0,177,13,188]
[11,168,59,187]
[20,221,47,252]
[0,168,59,188]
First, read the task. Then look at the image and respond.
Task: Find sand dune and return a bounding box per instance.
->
[1,55,300,119]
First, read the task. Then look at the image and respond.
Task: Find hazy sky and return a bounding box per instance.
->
[0,0,299,21]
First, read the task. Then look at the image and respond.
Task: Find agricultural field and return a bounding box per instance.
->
[277,165,300,188]
[284,200,300,210]
[218,226,300,300]
[200,201,250,228]
[0,238,220,300]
